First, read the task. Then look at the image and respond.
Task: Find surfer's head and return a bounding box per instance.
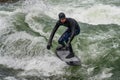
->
[58,12,66,23]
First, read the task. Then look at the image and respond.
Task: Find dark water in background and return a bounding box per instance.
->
[0,0,120,80]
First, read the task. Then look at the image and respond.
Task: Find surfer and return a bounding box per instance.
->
[47,12,80,58]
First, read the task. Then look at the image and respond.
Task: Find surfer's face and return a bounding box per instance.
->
[60,18,66,23]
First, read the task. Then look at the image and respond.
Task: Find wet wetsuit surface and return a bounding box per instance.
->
[48,18,80,45]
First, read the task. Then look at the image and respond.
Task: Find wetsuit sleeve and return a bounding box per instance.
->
[48,21,60,44]
[67,21,76,44]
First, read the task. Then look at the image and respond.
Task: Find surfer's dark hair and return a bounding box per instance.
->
[58,12,66,19]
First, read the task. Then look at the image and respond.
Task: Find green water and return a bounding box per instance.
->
[0,0,120,80]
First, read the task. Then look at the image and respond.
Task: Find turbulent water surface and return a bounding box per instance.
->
[0,0,120,80]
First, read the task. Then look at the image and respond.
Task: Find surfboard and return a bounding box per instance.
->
[55,48,81,66]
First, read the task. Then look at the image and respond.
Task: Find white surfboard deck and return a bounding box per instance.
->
[56,49,81,66]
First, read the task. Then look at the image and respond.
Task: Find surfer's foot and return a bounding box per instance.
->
[66,52,75,58]
[56,45,65,50]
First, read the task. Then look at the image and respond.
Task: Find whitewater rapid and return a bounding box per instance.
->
[0,0,120,80]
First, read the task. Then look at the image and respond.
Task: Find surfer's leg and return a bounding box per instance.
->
[57,30,70,50]
[66,29,80,49]
[66,43,75,58]
[66,29,80,58]
[69,44,73,53]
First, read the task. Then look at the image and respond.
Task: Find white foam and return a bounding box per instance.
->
[87,67,95,75]
[25,12,48,36]
[8,0,120,26]
[0,19,6,31]
[80,4,120,25]
[4,76,18,80]
[20,55,66,76]
[0,0,119,78]
[0,31,67,77]
[1,0,120,27]
[0,12,10,31]
[0,55,66,77]
[21,0,49,14]
[4,32,33,43]
[43,3,120,25]
[1,32,47,58]
[89,68,113,80]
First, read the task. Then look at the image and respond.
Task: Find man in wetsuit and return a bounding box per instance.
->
[47,12,80,58]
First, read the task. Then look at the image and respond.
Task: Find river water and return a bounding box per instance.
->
[0,0,120,80]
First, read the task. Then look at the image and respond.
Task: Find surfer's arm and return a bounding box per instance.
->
[48,21,60,44]
[67,21,76,44]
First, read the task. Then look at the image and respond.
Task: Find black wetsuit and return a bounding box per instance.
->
[48,18,80,53]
